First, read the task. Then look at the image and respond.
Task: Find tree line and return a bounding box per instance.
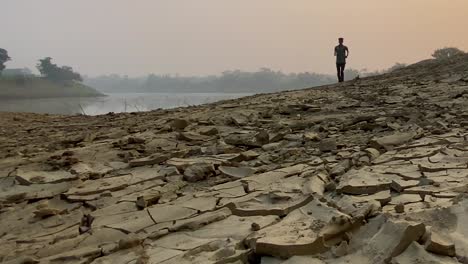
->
[0,49,82,83]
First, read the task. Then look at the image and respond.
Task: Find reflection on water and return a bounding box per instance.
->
[0,92,253,115]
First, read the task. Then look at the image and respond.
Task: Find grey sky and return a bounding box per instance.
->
[3,0,468,76]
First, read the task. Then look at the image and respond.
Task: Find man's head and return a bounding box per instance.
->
[338,38,344,44]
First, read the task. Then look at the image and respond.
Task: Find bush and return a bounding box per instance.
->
[432,47,465,60]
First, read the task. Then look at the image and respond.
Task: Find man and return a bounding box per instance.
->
[334,38,349,82]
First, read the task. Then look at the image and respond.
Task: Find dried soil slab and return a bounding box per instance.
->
[425,230,456,257]
[219,166,255,179]
[390,179,419,193]
[337,169,394,195]
[151,239,249,264]
[392,146,442,161]
[15,169,77,185]
[411,156,468,172]
[176,195,218,212]
[251,200,350,258]
[93,209,155,233]
[104,210,155,233]
[344,190,392,206]
[370,132,416,150]
[227,192,314,217]
[338,218,426,264]
[391,242,459,264]
[166,154,240,170]
[190,214,279,241]
[129,154,169,167]
[70,162,114,176]
[147,204,198,224]
[0,180,79,203]
[210,181,247,198]
[242,164,311,191]
[66,175,133,196]
[372,164,422,180]
[169,207,232,232]
[364,220,426,261]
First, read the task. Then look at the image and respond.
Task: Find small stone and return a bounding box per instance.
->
[304,132,321,141]
[136,196,147,210]
[395,203,405,214]
[251,222,261,231]
[118,235,142,249]
[170,118,189,130]
[319,139,337,152]
[183,163,215,182]
[128,137,145,144]
[79,214,95,234]
[365,148,381,160]
[199,127,218,136]
[100,191,113,197]
[325,182,337,192]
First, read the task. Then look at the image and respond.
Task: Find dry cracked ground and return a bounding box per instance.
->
[1,55,468,264]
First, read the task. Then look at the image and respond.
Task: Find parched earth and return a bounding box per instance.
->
[0,55,468,264]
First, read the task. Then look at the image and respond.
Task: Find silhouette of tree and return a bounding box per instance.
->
[0,48,11,75]
[432,47,465,60]
[37,57,82,82]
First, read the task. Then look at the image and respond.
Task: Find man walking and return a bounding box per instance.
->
[334,38,349,82]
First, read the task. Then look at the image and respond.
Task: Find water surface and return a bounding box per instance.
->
[0,92,253,115]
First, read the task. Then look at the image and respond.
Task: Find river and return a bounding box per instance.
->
[0,92,253,115]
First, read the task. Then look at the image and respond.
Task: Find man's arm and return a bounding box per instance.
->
[345,46,349,58]
[334,46,337,56]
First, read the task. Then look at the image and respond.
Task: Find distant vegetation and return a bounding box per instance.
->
[37,57,82,82]
[84,63,410,94]
[0,49,102,99]
[0,77,103,99]
[84,69,337,93]
[0,48,11,75]
[432,47,465,60]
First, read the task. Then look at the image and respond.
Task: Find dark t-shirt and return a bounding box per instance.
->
[335,45,348,64]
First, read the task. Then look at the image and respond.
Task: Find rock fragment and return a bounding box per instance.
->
[79,214,95,234]
[425,230,456,257]
[170,118,189,130]
[225,131,270,148]
[319,138,337,152]
[395,203,405,213]
[183,163,215,182]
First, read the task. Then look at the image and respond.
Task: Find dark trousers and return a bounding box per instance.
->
[336,63,346,82]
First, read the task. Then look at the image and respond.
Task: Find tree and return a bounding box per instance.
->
[432,47,465,60]
[0,48,11,75]
[37,57,82,82]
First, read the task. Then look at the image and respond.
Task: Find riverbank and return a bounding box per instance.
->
[0,55,467,263]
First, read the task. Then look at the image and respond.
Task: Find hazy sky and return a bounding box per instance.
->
[3,0,468,76]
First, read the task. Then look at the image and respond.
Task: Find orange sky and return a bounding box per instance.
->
[3,0,468,76]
